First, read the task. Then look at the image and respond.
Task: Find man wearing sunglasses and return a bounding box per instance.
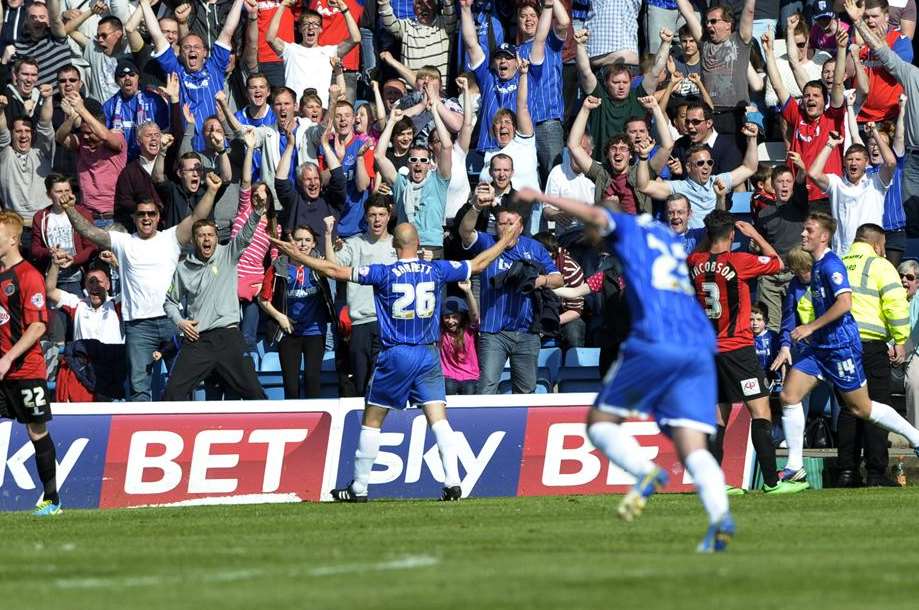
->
[637,122,760,228]
[899,259,919,427]
[61,6,141,103]
[376,92,453,259]
[61,173,223,401]
[671,102,742,182]
[676,0,755,136]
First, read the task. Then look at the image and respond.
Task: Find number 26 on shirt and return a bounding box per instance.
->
[392,282,436,320]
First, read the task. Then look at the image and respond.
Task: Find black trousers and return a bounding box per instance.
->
[163,327,266,401]
[278,334,325,399]
[348,321,380,396]
[836,340,890,476]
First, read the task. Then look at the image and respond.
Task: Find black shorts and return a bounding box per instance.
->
[715,346,770,404]
[0,379,52,424]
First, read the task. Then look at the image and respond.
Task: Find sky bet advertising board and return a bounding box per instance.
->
[0,398,751,510]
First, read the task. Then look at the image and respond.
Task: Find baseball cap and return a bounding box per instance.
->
[814,0,835,20]
[494,42,518,59]
[115,59,139,78]
[443,297,468,316]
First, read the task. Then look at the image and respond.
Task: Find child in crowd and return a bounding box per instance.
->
[751,302,782,393]
[440,281,480,395]
[750,163,775,220]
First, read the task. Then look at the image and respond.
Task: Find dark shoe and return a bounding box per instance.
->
[440,485,462,501]
[865,476,901,488]
[331,481,368,502]
[836,470,862,488]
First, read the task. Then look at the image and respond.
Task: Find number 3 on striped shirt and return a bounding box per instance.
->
[392,282,436,320]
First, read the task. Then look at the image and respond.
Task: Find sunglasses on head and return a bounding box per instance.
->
[408,156,430,164]
[693,159,715,167]
[902,273,917,281]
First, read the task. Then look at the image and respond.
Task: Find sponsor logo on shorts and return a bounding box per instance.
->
[740,377,761,396]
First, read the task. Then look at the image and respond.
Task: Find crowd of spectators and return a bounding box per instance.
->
[3,0,919,426]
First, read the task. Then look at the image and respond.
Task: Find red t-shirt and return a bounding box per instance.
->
[687,251,782,352]
[257,1,301,65]
[782,98,845,202]
[857,30,911,123]
[0,260,48,380]
[312,0,363,71]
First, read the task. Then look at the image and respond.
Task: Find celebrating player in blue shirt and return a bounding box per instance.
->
[779,213,919,481]
[270,221,519,502]
[516,188,733,553]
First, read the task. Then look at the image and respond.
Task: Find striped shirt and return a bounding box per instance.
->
[103,91,171,161]
[13,35,73,90]
[234,105,277,182]
[518,30,566,123]
[869,155,907,232]
[464,231,561,334]
[454,10,504,82]
[469,58,543,152]
[232,187,280,301]
[154,42,231,152]
[379,1,456,79]
[556,250,585,314]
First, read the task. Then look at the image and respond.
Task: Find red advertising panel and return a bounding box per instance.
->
[518,405,751,496]
[99,413,331,508]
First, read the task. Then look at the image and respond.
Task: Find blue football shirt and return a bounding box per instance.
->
[354,259,471,348]
[601,210,715,350]
[808,250,861,350]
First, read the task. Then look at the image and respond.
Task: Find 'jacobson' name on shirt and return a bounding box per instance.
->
[690,259,737,281]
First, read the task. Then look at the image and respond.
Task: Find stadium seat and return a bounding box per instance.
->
[263,385,286,400]
[558,348,602,393]
[757,141,787,163]
[260,352,282,372]
[729,191,752,214]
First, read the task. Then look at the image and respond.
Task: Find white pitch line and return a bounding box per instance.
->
[52,555,440,590]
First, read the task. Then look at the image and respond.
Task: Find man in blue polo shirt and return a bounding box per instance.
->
[138,0,246,152]
[459,200,563,393]
[375,96,452,258]
[518,0,570,183]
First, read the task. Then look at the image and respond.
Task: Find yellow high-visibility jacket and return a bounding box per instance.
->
[841,242,910,343]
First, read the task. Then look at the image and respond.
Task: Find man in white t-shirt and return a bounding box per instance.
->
[544,147,597,238]
[61,173,222,401]
[807,127,896,255]
[265,0,360,107]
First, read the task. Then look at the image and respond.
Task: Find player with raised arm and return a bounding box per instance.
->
[0,212,60,516]
[515,188,733,552]
[779,213,919,481]
[687,210,808,495]
[270,221,520,502]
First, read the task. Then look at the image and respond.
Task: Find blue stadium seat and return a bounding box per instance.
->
[558,348,602,393]
[729,191,753,214]
[264,385,286,400]
[245,352,260,370]
[260,352,282,372]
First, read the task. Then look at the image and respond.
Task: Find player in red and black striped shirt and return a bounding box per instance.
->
[687,210,806,494]
[0,212,61,516]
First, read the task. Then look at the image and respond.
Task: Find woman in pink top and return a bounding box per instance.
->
[233,129,281,352]
[440,281,480,395]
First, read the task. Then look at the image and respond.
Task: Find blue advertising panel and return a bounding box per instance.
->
[336,407,528,499]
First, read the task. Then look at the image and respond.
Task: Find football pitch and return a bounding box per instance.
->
[4,489,919,610]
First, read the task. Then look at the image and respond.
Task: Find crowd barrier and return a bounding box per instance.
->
[0,395,754,511]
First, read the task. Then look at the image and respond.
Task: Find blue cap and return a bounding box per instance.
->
[443,297,468,316]
[494,42,518,59]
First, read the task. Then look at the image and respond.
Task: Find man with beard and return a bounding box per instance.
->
[63,5,140,102]
[267,0,360,108]
[763,29,847,205]
[162,180,267,401]
[62,173,223,401]
[103,59,170,161]
[637,123,760,228]
[7,0,71,87]
[0,83,54,234]
[139,0,245,151]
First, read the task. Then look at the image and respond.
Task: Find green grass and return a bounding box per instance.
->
[3,489,919,610]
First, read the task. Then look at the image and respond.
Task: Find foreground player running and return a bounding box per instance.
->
[0,212,61,516]
[687,210,808,495]
[780,213,919,478]
[517,189,733,552]
[270,221,519,501]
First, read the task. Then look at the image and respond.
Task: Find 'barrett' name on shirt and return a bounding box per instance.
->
[392,261,435,277]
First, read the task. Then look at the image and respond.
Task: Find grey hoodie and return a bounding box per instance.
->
[164,208,261,332]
